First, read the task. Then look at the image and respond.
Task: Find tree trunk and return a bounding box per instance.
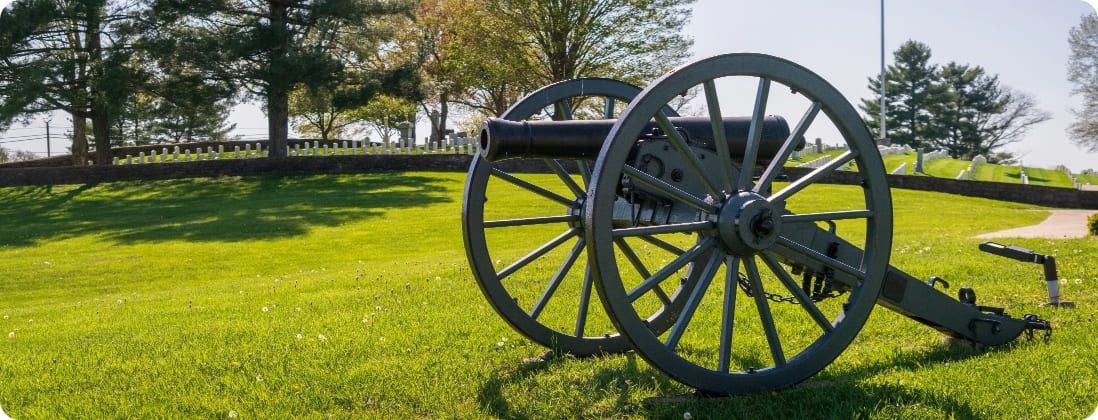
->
[93,111,112,165]
[71,113,89,166]
[269,88,289,157]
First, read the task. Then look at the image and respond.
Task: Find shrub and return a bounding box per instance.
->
[1090,212,1098,236]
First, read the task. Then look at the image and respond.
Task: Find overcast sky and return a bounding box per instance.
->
[2,0,1097,170]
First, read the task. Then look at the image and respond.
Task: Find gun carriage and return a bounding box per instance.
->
[461,53,1051,395]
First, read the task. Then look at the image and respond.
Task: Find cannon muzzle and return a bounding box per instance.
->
[479,116,801,162]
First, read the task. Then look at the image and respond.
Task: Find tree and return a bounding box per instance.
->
[862,40,1049,162]
[350,95,418,146]
[289,86,357,141]
[861,40,948,149]
[490,0,694,86]
[1067,13,1098,152]
[146,0,419,157]
[426,0,694,129]
[0,0,143,165]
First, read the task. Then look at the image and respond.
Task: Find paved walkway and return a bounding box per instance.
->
[975,210,1097,239]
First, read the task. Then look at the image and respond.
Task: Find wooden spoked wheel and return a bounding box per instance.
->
[463,78,686,356]
[585,54,893,393]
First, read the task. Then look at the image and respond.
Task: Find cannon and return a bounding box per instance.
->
[461,53,1051,395]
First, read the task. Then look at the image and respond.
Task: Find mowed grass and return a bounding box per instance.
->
[1,172,1096,418]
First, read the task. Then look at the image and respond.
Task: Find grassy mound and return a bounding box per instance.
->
[0,173,1094,418]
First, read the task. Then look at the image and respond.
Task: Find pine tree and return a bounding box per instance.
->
[145,0,420,157]
[861,40,948,149]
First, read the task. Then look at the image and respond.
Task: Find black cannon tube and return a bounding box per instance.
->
[479,116,800,162]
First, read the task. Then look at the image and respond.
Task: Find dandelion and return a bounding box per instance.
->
[362,318,368,324]
[1061,278,1068,285]
[375,306,381,311]
[435,276,441,281]
[295,307,301,312]
[116,299,123,304]
[683,412,692,420]
[228,410,238,419]
[7,332,13,339]
[262,306,269,313]
[1076,278,1083,285]
[318,334,327,341]
[3,315,8,320]
[379,336,385,342]
[256,375,264,382]
[296,334,303,340]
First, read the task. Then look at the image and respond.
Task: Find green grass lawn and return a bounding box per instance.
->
[1,172,1096,418]
[881,152,918,175]
[969,162,1023,184]
[1021,167,1075,188]
[1077,173,1098,186]
[921,158,971,179]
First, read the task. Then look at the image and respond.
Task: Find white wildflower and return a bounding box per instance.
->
[684,412,692,420]
[7,332,13,339]
[228,410,237,419]
[318,334,327,341]
[262,306,269,313]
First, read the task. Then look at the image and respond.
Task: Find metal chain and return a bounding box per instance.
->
[1022,314,1053,342]
[734,271,845,305]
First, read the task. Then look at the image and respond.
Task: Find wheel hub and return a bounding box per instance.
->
[716,191,783,256]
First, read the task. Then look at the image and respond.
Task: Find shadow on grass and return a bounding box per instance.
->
[477,342,1027,418]
[0,173,453,246]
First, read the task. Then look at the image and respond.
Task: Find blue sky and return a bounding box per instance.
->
[2,0,1097,170]
[687,0,1097,170]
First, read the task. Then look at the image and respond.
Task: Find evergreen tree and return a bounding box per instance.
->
[0,0,143,165]
[863,40,1049,162]
[861,40,948,149]
[145,0,420,157]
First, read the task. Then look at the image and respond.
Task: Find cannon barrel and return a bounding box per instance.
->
[479,116,801,162]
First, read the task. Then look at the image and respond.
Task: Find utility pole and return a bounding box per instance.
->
[879,0,887,144]
[45,117,52,158]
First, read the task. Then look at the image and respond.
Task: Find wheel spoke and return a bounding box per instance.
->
[554,99,574,120]
[604,97,615,119]
[768,150,858,204]
[492,167,578,208]
[744,257,786,366]
[703,80,735,193]
[638,235,687,256]
[774,235,866,286]
[759,251,834,333]
[664,250,723,350]
[718,256,740,373]
[654,112,722,199]
[529,237,586,320]
[544,158,585,198]
[574,265,595,336]
[612,221,713,238]
[578,160,592,185]
[623,165,718,214]
[780,209,874,224]
[755,101,821,194]
[484,215,578,228]
[497,228,580,280]
[737,78,771,191]
[627,236,718,302]
[614,238,672,306]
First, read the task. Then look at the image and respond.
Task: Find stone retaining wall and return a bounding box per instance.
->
[2,156,1096,209]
